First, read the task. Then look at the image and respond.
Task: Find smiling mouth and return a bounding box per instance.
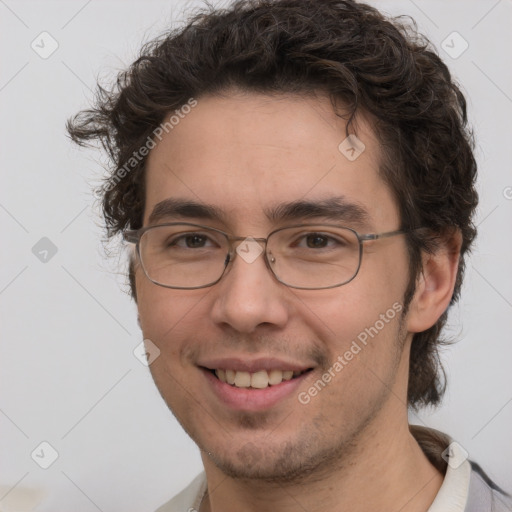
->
[208,368,312,389]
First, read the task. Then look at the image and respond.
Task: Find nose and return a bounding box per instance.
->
[210,244,290,334]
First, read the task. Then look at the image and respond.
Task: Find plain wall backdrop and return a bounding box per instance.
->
[1,0,511,510]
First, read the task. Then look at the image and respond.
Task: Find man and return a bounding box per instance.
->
[67,0,511,510]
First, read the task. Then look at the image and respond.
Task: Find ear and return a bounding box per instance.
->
[406,229,462,333]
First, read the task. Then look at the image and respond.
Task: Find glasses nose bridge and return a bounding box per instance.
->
[228,234,269,251]
[226,235,272,272]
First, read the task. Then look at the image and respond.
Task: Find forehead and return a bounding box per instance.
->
[143,92,399,231]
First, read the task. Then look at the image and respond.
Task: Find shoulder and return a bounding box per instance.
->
[409,425,511,512]
[154,473,207,512]
[465,462,512,512]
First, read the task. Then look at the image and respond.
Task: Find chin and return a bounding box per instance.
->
[202,427,350,485]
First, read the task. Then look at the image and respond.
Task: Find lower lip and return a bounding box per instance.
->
[201,368,310,411]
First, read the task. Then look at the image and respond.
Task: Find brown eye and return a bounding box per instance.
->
[305,234,329,248]
[166,233,216,249]
[184,234,208,248]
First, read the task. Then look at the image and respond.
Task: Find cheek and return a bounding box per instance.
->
[293,255,407,378]
[135,272,205,356]
[298,278,404,346]
[136,279,210,405]
[294,291,405,432]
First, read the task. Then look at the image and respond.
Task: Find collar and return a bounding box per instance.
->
[411,425,471,512]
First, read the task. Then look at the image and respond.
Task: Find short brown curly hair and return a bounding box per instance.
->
[67,0,478,410]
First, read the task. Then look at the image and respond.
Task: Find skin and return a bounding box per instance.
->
[134,91,461,512]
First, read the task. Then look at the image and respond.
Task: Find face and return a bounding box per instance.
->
[135,92,413,482]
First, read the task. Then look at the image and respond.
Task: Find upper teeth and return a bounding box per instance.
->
[214,369,301,388]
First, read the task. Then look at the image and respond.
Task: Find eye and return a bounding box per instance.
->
[304,234,330,248]
[295,232,347,249]
[168,233,216,249]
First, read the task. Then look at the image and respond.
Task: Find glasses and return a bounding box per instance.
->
[123,222,407,290]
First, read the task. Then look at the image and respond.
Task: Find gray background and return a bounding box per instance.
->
[1,0,511,510]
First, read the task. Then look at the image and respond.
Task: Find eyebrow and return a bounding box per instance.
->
[148,198,227,225]
[147,196,372,228]
[265,197,371,227]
